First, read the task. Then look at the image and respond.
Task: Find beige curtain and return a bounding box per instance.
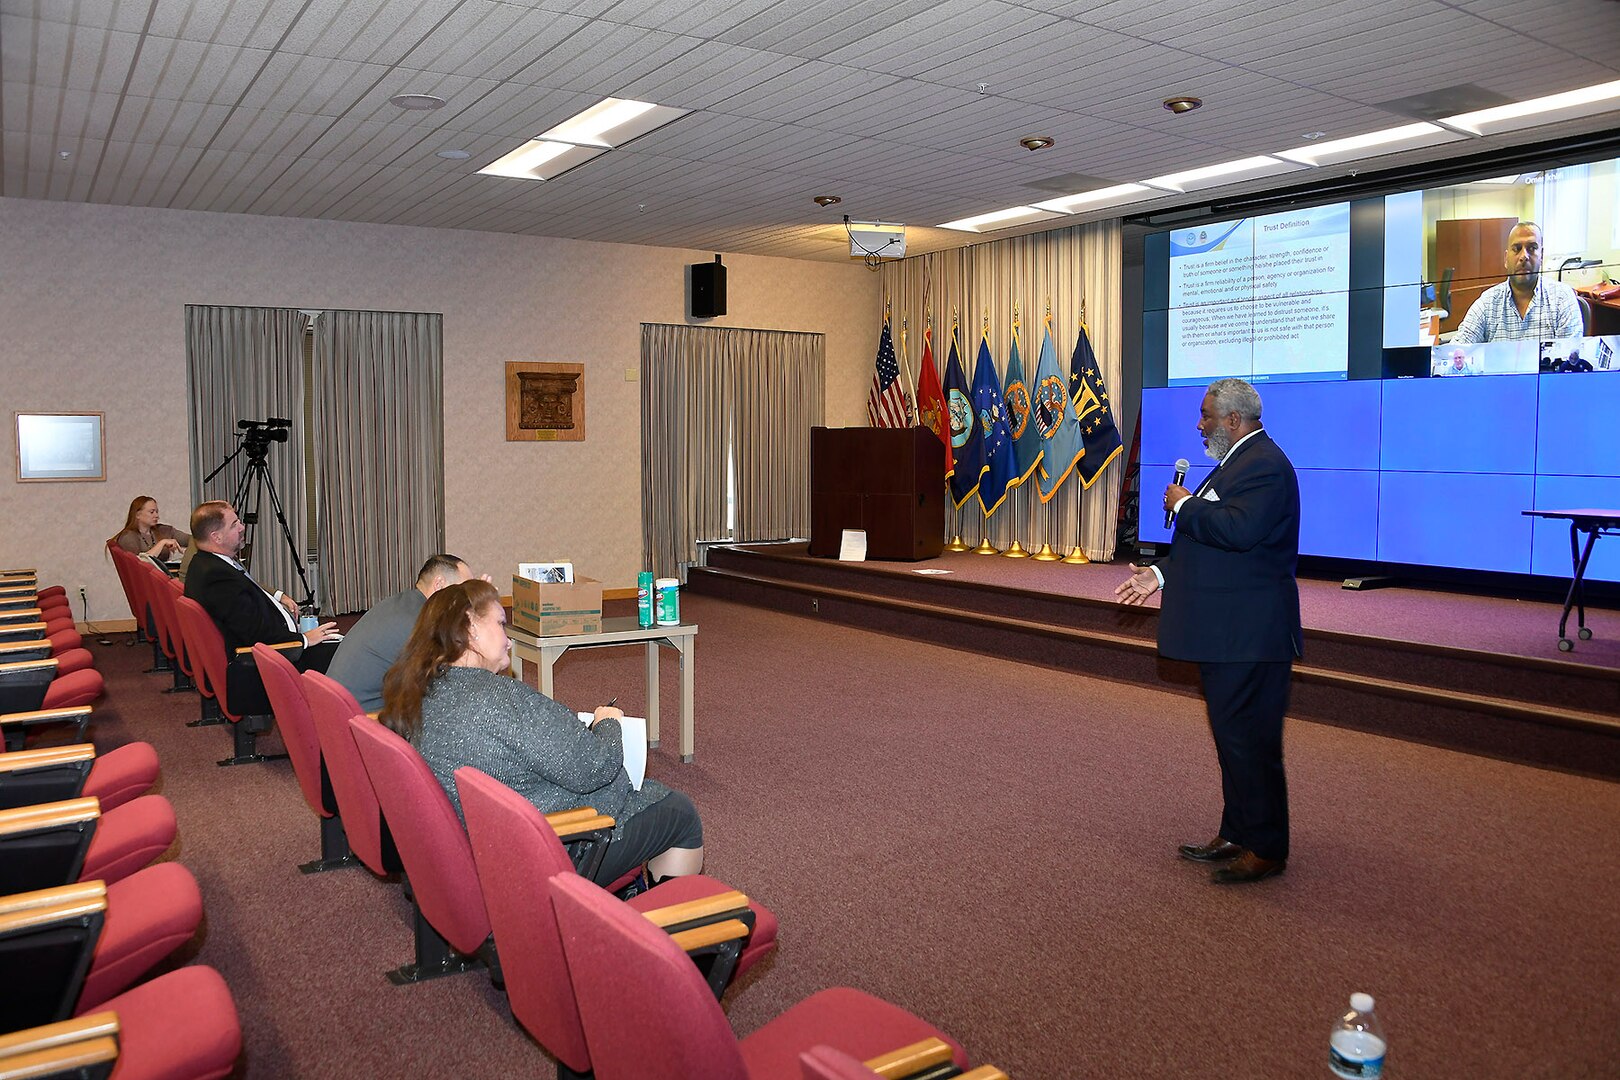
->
[311,309,444,614]
[641,324,825,578]
[879,219,1125,560]
[185,304,310,598]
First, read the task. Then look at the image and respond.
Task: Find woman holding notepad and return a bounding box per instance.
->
[378,579,703,888]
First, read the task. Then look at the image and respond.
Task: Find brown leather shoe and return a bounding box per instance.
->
[1178,837,1243,863]
[1211,851,1286,884]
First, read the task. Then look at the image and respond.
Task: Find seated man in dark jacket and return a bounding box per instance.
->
[183,500,341,673]
[327,553,474,712]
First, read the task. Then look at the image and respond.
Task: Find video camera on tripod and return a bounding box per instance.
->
[203,415,315,607]
[236,417,292,460]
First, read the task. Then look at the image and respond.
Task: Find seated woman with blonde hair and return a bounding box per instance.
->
[379,579,703,887]
[112,495,190,561]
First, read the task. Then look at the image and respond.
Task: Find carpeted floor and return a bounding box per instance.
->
[78,594,1620,1078]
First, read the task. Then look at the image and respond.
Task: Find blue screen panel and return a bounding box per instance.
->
[1140,385,1207,466]
[1534,372,1620,479]
[1259,380,1382,471]
[1298,469,1379,560]
[1529,476,1620,583]
[1377,472,1534,572]
[1380,374,1538,475]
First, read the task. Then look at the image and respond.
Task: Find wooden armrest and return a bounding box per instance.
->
[0,1034,119,1079]
[365,711,379,721]
[0,744,96,773]
[0,887,107,936]
[668,918,750,953]
[0,610,44,621]
[0,1011,118,1060]
[0,641,53,655]
[0,707,92,728]
[0,569,38,577]
[640,890,750,930]
[0,659,57,677]
[544,807,599,827]
[0,590,37,599]
[957,1068,1009,1080]
[863,1039,956,1079]
[0,881,107,918]
[551,814,615,839]
[0,798,99,838]
[0,624,48,636]
[236,640,301,656]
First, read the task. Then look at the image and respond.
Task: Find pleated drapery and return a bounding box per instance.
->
[311,309,445,614]
[641,323,825,578]
[185,304,310,598]
[878,219,1125,561]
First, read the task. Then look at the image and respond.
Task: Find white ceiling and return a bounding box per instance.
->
[4,0,1619,260]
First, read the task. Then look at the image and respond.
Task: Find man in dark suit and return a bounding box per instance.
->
[1115,378,1301,884]
[184,500,342,673]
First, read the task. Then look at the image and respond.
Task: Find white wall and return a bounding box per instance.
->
[0,197,882,617]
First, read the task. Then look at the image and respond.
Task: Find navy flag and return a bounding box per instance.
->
[1068,321,1123,488]
[1001,317,1041,490]
[1033,316,1083,502]
[944,322,982,509]
[972,330,1018,516]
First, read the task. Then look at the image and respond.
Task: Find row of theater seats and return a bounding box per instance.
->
[0,566,243,1080]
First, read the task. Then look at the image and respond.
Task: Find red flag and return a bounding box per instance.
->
[914,326,953,476]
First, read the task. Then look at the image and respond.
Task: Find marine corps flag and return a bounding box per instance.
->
[914,325,953,477]
[1033,316,1083,502]
[972,330,1018,516]
[1068,320,1123,488]
[1001,317,1041,490]
[944,322,981,509]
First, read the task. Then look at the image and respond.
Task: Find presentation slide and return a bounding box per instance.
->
[1166,204,1351,385]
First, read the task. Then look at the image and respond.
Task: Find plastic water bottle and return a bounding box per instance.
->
[1329,993,1386,1078]
[636,572,654,629]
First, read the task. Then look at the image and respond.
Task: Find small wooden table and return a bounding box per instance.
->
[1521,509,1620,652]
[507,617,699,762]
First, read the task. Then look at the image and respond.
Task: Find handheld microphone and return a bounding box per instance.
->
[1165,458,1190,528]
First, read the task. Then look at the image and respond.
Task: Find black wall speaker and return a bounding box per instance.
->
[690,255,726,318]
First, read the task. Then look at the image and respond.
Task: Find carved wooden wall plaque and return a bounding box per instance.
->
[505,361,585,442]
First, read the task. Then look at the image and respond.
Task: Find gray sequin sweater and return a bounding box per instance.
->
[414,666,669,838]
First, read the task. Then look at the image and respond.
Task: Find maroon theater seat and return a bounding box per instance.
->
[800,1043,1008,1080]
[83,744,160,813]
[300,671,398,879]
[44,668,106,712]
[0,794,176,894]
[552,872,964,1080]
[50,646,95,677]
[171,597,278,766]
[0,742,158,813]
[456,767,778,1078]
[80,795,176,887]
[252,644,351,872]
[49,627,87,654]
[76,862,205,1012]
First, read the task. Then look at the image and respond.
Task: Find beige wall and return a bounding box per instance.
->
[0,197,881,617]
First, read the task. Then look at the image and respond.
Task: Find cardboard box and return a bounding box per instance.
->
[511,574,602,636]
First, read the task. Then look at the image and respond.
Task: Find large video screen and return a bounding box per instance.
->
[1140,154,1620,582]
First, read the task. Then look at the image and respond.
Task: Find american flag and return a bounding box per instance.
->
[867,320,911,427]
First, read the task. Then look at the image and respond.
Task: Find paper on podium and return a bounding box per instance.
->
[838,529,867,561]
[577,712,647,790]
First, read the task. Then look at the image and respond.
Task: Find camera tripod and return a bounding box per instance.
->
[202,430,315,608]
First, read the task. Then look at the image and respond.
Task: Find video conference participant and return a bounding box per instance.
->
[379,579,704,888]
[1453,221,1583,343]
[183,500,341,671]
[327,553,476,712]
[1114,378,1302,886]
[112,496,189,561]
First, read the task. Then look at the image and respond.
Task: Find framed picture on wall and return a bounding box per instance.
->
[15,412,106,482]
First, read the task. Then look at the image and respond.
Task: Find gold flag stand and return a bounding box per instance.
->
[1061,546,1090,564]
[1032,544,1061,560]
[1002,540,1030,558]
[971,515,999,555]
[945,534,970,552]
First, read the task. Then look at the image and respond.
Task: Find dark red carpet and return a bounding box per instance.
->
[77,594,1620,1078]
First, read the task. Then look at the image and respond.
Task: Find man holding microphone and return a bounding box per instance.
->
[1115,378,1302,884]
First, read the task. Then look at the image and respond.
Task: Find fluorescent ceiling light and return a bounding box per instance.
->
[1275,122,1468,166]
[1440,79,1620,136]
[1141,155,1301,193]
[938,206,1063,233]
[1032,183,1155,214]
[478,139,606,181]
[540,97,690,148]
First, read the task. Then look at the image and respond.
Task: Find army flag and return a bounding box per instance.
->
[1033,316,1083,502]
[1001,318,1041,490]
[972,331,1018,516]
[944,323,982,508]
[914,326,953,477]
[1068,321,1123,488]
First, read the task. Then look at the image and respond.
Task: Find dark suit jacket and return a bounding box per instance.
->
[1157,429,1303,663]
[183,550,301,654]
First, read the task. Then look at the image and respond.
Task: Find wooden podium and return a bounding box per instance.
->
[809,427,945,560]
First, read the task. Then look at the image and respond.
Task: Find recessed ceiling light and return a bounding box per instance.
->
[813,195,842,207]
[436,149,471,160]
[1031,183,1155,214]
[478,140,606,181]
[1438,78,1620,136]
[1163,96,1202,115]
[1275,122,1466,166]
[390,93,446,111]
[1141,155,1300,192]
[938,206,1063,233]
[1019,135,1055,151]
[539,97,690,148]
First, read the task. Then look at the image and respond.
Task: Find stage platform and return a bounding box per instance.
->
[689,543,1620,781]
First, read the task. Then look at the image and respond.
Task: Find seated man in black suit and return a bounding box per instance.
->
[183,500,342,673]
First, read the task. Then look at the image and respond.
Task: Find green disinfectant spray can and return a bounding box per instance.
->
[637,572,655,629]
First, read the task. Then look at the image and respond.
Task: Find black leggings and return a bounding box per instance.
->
[590,789,703,886]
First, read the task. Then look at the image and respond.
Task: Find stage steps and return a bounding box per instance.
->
[690,546,1620,781]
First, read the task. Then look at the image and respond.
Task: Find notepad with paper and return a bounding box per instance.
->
[576,712,647,790]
